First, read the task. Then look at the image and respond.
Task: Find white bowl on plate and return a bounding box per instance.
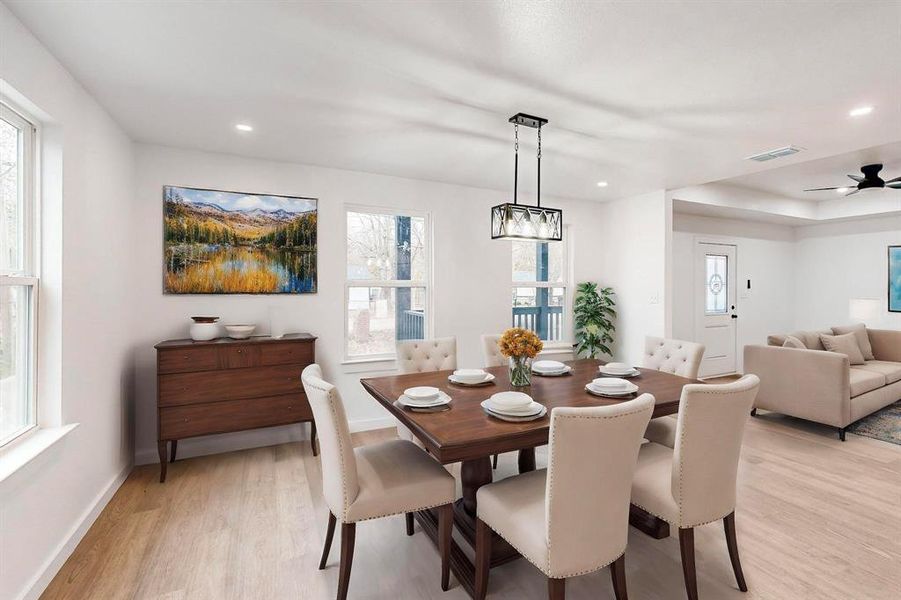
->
[590,377,631,389]
[533,360,566,373]
[489,391,532,410]
[602,362,635,374]
[453,369,489,383]
[224,324,256,339]
[404,386,441,402]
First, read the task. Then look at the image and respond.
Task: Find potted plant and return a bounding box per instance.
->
[498,327,543,387]
[573,282,615,359]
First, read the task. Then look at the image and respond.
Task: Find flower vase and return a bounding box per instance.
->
[509,356,533,387]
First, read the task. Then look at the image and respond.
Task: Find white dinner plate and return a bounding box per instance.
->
[482,404,548,422]
[489,391,533,409]
[448,373,496,386]
[480,399,544,417]
[532,365,572,377]
[404,386,441,402]
[398,391,451,407]
[585,384,638,398]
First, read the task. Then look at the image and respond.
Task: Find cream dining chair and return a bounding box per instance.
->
[301,364,456,600]
[632,375,760,600]
[480,334,505,367]
[474,395,655,600]
[643,336,705,380]
[395,337,458,451]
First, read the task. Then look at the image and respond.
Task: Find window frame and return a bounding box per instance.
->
[510,233,570,344]
[342,204,433,363]
[0,100,40,448]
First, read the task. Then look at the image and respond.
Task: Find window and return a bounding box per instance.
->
[345,207,430,360]
[512,240,566,341]
[705,254,728,315]
[1,102,38,446]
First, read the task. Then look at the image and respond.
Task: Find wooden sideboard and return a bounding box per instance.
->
[154,333,317,482]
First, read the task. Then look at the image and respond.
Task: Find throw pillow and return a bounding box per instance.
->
[819,332,865,365]
[782,336,806,349]
[831,323,875,361]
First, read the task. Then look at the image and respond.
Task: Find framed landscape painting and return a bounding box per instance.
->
[163,186,317,294]
[891,245,901,312]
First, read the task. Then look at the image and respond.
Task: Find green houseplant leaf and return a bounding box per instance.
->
[573,282,616,359]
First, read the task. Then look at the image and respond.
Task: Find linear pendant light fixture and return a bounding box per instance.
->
[491,113,562,241]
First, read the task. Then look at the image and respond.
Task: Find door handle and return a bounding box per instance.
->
[731,314,738,319]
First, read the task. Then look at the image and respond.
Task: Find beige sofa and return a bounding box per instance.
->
[744,328,901,440]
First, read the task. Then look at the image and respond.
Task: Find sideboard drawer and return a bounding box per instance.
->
[158,364,304,406]
[222,344,260,369]
[158,345,220,374]
[259,341,314,367]
[159,393,311,440]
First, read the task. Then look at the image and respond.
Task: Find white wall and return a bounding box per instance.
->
[794,215,901,330]
[0,5,135,599]
[671,214,796,372]
[596,190,669,365]
[131,144,620,464]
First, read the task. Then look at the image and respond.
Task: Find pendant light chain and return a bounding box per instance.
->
[513,123,519,206]
[536,124,542,208]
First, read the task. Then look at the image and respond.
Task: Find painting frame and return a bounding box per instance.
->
[162,185,318,295]
[890,245,901,312]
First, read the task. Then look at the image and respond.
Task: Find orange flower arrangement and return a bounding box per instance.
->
[498,327,543,359]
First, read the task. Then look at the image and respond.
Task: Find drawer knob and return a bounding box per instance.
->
[183,418,188,422]
[237,349,243,354]
[183,355,190,360]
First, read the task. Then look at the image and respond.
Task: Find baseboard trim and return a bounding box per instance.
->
[18,463,132,600]
[134,416,398,465]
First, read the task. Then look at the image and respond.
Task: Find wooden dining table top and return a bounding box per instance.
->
[360,358,696,464]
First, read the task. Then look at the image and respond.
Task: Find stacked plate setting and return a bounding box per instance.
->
[481,391,547,422]
[531,360,572,376]
[598,362,641,378]
[397,386,451,410]
[448,368,496,386]
[585,377,639,398]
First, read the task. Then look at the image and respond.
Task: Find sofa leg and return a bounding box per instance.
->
[750,408,757,417]
[838,427,846,442]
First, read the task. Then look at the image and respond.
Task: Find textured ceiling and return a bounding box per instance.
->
[6,0,901,201]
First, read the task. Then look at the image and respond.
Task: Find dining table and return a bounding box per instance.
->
[360,358,696,598]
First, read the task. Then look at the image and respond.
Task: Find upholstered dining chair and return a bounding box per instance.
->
[474,395,655,600]
[633,375,760,600]
[643,336,705,380]
[480,334,505,367]
[394,337,458,450]
[301,364,456,600]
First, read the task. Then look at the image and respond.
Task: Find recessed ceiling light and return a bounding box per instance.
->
[235,123,254,132]
[849,106,873,117]
[596,181,608,188]
[836,187,850,193]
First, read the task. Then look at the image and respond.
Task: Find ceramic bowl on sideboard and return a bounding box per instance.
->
[189,316,220,341]
[224,324,256,339]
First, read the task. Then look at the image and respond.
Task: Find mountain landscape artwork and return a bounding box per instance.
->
[164,186,317,294]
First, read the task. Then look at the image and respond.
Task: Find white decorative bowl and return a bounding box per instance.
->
[189,322,220,341]
[453,369,488,383]
[404,386,441,401]
[489,391,533,409]
[224,324,256,339]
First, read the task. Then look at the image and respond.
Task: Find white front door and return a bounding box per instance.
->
[695,242,738,377]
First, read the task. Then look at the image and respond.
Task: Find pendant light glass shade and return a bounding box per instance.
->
[491,203,563,241]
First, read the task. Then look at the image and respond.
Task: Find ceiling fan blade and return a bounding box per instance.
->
[844,188,860,196]
[804,186,849,191]
[886,181,901,189]
[885,176,901,183]
[847,174,865,182]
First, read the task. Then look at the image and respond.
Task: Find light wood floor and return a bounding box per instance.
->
[42,414,900,600]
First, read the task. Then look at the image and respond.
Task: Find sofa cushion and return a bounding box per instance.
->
[790,329,833,350]
[820,333,865,365]
[767,334,787,347]
[855,361,901,385]
[832,323,875,361]
[849,368,886,397]
[782,336,805,349]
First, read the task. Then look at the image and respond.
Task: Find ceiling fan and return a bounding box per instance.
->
[804,163,901,196]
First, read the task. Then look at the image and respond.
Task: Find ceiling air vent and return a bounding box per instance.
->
[745,145,803,162]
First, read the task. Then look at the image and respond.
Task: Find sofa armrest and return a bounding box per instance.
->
[868,329,901,362]
[743,345,851,428]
